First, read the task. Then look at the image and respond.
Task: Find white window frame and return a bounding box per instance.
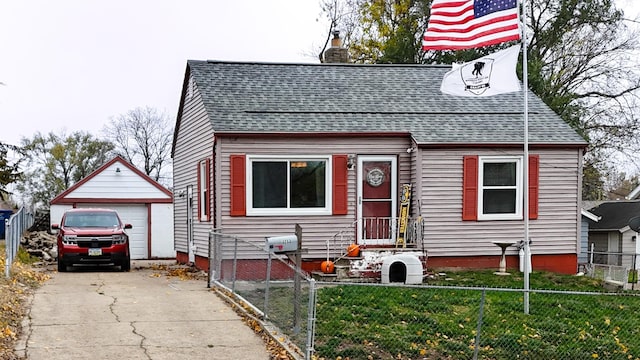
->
[478,156,523,221]
[198,159,209,221]
[246,155,332,216]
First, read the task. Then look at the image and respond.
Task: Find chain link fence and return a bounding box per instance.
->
[209,228,640,360]
[208,228,316,359]
[312,283,640,360]
[4,207,34,278]
[583,249,640,290]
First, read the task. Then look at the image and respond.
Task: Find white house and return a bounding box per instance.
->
[587,201,640,269]
[50,156,175,259]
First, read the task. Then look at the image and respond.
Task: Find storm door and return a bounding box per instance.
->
[357,156,397,245]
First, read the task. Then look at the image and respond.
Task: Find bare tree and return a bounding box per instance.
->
[316,0,363,62]
[103,107,173,186]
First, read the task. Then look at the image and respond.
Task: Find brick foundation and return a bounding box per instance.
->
[177,251,578,278]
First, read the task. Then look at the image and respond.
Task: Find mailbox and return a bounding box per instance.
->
[265,235,298,253]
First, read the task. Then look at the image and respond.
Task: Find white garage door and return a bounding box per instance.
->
[78,204,148,259]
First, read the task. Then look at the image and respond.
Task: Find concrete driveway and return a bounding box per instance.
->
[16,263,270,360]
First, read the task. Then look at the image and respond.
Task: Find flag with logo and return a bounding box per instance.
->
[440,44,520,97]
[422,0,521,51]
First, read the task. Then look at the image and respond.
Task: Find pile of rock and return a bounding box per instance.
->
[28,209,51,232]
[21,231,57,264]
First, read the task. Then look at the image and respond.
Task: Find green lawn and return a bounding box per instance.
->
[313,271,640,360]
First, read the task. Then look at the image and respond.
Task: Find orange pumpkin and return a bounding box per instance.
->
[347,244,360,257]
[320,260,335,274]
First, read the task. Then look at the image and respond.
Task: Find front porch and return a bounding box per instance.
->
[331,216,425,251]
[314,217,427,283]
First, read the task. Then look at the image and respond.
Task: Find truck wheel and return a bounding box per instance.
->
[121,257,131,272]
[57,258,67,272]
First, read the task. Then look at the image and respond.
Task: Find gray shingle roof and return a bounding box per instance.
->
[187,60,587,146]
[588,201,640,231]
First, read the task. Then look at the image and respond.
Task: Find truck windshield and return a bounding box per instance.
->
[63,212,120,228]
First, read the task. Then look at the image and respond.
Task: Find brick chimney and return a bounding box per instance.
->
[323,30,349,63]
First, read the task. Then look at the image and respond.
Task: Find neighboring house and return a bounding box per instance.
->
[580,209,600,266]
[50,156,175,259]
[171,41,588,276]
[587,201,640,269]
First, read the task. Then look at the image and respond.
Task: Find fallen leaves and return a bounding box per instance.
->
[149,263,207,280]
[0,254,49,359]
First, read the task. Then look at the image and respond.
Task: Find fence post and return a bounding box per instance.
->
[5,218,11,278]
[293,224,302,335]
[215,231,222,284]
[306,278,317,360]
[207,230,213,288]
[472,288,486,360]
[4,208,34,278]
[265,250,272,319]
[232,235,238,293]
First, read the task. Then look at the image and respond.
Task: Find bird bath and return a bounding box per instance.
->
[492,241,515,275]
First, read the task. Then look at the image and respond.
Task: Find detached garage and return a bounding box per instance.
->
[50,156,175,259]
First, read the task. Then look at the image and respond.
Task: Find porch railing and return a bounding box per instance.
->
[329,217,424,260]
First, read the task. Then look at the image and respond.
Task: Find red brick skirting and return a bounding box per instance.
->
[176,251,578,279]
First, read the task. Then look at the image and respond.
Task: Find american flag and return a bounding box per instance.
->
[422,0,521,51]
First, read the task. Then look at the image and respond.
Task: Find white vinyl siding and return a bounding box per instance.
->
[172,76,214,256]
[65,163,169,199]
[421,148,581,258]
[216,136,413,259]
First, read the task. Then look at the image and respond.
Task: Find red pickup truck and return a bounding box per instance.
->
[52,208,132,272]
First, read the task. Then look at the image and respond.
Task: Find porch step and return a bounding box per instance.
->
[311,271,338,282]
[316,247,428,283]
[335,256,362,266]
[310,265,379,283]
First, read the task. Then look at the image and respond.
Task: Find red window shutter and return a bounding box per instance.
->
[196,162,202,220]
[462,156,478,221]
[333,155,348,215]
[205,158,211,221]
[230,155,246,216]
[528,155,539,220]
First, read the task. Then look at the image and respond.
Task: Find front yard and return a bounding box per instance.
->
[314,271,640,359]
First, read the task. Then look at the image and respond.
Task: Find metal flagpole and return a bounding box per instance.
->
[521,0,531,315]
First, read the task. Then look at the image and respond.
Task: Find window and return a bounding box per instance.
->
[478,157,522,220]
[230,154,348,217]
[462,155,539,221]
[198,159,210,221]
[246,156,331,216]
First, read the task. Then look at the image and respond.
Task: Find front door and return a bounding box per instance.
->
[357,156,397,245]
